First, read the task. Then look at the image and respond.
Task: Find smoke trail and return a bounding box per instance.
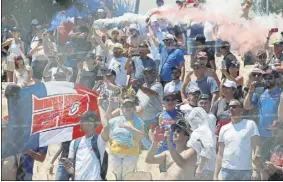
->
[148,0,283,53]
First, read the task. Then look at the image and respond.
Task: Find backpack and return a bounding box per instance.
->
[73,135,108,180]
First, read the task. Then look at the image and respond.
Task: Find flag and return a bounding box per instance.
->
[2,82,100,158]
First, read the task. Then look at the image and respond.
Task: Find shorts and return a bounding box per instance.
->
[31,60,47,80]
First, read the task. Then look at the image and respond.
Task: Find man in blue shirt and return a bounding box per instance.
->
[188,62,219,107]
[148,23,185,87]
[19,146,48,180]
[244,69,282,159]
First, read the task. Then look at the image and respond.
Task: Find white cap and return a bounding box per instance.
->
[129,24,138,30]
[31,19,38,25]
[186,85,200,94]
[163,33,175,41]
[222,80,237,89]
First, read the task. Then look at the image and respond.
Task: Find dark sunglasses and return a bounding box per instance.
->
[165,98,176,102]
[257,55,267,59]
[172,71,181,75]
[263,74,274,80]
[252,73,262,77]
[229,105,241,109]
[122,102,135,108]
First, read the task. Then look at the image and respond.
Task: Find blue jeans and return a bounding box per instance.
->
[56,161,71,180]
[221,168,252,180]
[24,172,33,180]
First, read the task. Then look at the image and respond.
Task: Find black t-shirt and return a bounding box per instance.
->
[60,141,71,159]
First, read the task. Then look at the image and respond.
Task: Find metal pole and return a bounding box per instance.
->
[135,0,140,14]
[266,0,269,15]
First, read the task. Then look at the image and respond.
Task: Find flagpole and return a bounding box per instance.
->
[135,0,140,14]
[266,0,269,15]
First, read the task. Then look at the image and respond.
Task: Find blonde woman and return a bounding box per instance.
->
[13,55,32,88]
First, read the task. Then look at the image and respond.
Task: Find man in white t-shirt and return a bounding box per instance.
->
[164,67,182,95]
[107,43,128,86]
[67,110,109,180]
[214,99,261,180]
[180,86,200,115]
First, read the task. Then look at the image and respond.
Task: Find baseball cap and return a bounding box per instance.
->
[186,85,201,94]
[113,43,125,51]
[196,51,208,59]
[78,111,100,123]
[274,41,283,47]
[163,92,177,100]
[266,120,283,131]
[198,94,211,101]
[31,19,38,25]
[105,69,116,76]
[171,120,191,136]
[163,33,175,41]
[227,61,240,68]
[122,98,135,106]
[143,67,157,73]
[129,24,138,30]
[35,25,44,31]
[139,42,149,48]
[222,80,237,89]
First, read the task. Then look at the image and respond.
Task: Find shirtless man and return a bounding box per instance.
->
[145,120,197,180]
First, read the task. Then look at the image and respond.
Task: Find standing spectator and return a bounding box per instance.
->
[268,41,283,66]
[67,109,109,180]
[219,41,239,79]
[180,86,200,115]
[126,42,156,82]
[244,69,282,161]
[194,34,216,71]
[214,99,260,180]
[18,147,48,180]
[75,53,99,88]
[149,93,185,155]
[29,25,48,84]
[164,67,182,95]
[212,80,238,135]
[105,28,122,55]
[186,107,216,180]
[108,43,128,86]
[146,120,197,180]
[135,67,163,138]
[13,55,32,88]
[127,24,142,48]
[149,23,185,86]
[198,94,217,133]
[254,120,283,180]
[254,49,270,71]
[107,97,144,180]
[48,142,71,180]
[188,62,219,106]
[2,27,25,82]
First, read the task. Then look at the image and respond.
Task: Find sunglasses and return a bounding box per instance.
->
[229,105,241,109]
[172,71,180,75]
[263,74,274,80]
[192,64,205,70]
[122,102,135,108]
[165,98,176,102]
[257,55,267,59]
[252,73,262,77]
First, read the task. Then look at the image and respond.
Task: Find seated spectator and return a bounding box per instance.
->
[13,55,32,88]
[146,120,197,180]
[188,62,219,106]
[214,99,260,180]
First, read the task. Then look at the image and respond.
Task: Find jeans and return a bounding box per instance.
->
[56,161,71,180]
[221,168,252,180]
[23,172,33,181]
